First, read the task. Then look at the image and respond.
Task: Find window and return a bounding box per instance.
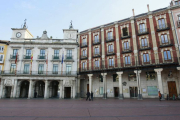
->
[141,38,148,47]
[82,62,86,69]
[40,49,45,56]
[99,75,103,82]
[107,32,113,40]
[82,50,87,57]
[146,71,156,80]
[94,35,99,43]
[164,50,172,60]
[95,60,99,67]
[53,64,58,74]
[38,64,44,74]
[147,86,158,96]
[122,27,128,36]
[108,44,113,52]
[82,38,87,46]
[175,1,178,5]
[123,42,129,50]
[178,15,180,21]
[109,58,114,67]
[100,87,103,95]
[161,34,168,44]
[0,65,2,73]
[113,74,118,82]
[10,64,16,73]
[158,19,165,29]
[13,49,18,57]
[66,64,71,74]
[125,56,131,65]
[95,47,99,55]
[143,53,150,63]
[128,73,136,81]
[0,46,4,53]
[25,49,31,59]
[67,49,72,59]
[54,50,59,57]
[24,64,29,74]
[139,23,146,33]
[0,55,4,63]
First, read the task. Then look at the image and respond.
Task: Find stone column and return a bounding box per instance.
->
[0,79,4,99]
[154,68,164,100]
[13,79,18,98]
[177,67,180,95]
[88,74,93,93]
[134,70,142,100]
[28,80,32,99]
[116,72,123,99]
[101,73,107,99]
[44,80,48,99]
[77,75,81,98]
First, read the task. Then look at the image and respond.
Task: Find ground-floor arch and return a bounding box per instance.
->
[34,81,45,98]
[19,80,29,98]
[49,81,59,98]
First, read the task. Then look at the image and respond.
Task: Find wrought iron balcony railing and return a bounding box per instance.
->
[93,39,101,45]
[137,28,149,36]
[159,40,173,47]
[121,32,131,39]
[81,55,88,60]
[139,43,151,51]
[93,51,101,58]
[52,55,60,60]
[122,46,132,53]
[65,55,73,60]
[156,23,170,32]
[10,55,19,59]
[81,42,88,48]
[105,36,115,42]
[38,55,46,59]
[23,55,31,59]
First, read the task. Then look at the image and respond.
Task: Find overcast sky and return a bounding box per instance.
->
[0,0,171,40]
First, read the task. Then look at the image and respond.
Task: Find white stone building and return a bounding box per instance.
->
[0,22,79,99]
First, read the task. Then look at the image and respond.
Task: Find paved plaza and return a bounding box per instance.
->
[0,98,180,120]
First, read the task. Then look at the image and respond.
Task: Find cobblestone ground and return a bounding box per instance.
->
[0,98,180,120]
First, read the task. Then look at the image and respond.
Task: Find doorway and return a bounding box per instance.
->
[64,87,71,98]
[5,86,12,98]
[49,81,59,98]
[87,84,89,92]
[168,81,177,97]
[114,87,119,97]
[130,87,138,98]
[34,81,45,98]
[19,81,29,98]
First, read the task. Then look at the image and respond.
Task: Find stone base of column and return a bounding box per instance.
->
[119,94,124,100]
[138,94,143,100]
[103,93,107,99]
[76,93,80,98]
[161,94,165,100]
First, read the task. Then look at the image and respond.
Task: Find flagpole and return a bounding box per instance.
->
[30,51,33,75]
[15,52,18,75]
[46,51,48,75]
[61,51,64,75]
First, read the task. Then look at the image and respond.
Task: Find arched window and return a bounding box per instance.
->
[82,49,87,57]
[125,56,131,65]
[108,44,113,53]
[82,38,87,46]
[123,42,129,50]
[141,38,148,47]
[94,47,99,55]
[107,31,113,40]
[95,60,99,67]
[109,58,114,67]
[94,35,99,43]
[82,62,86,69]
[139,23,146,33]
[122,27,128,36]
[161,34,168,44]
[158,18,165,29]
[163,50,172,61]
[143,53,150,63]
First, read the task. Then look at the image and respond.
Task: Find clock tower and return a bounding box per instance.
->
[11,19,33,40]
[63,21,78,40]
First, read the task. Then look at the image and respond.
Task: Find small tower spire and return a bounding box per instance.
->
[147,4,150,12]
[69,20,73,29]
[132,9,135,16]
[23,19,27,28]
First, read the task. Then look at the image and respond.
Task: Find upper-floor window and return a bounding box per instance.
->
[141,38,148,47]
[82,62,86,69]
[95,47,99,54]
[163,50,172,61]
[139,23,146,33]
[40,49,45,56]
[107,32,113,40]
[53,64,58,74]
[82,49,87,56]
[0,55,4,63]
[178,15,180,21]
[108,44,113,53]
[13,49,18,56]
[95,60,99,67]
[0,46,4,53]
[67,49,72,57]
[143,53,150,63]
[158,19,165,29]
[109,58,114,67]
[82,38,87,46]
[38,64,44,74]
[66,64,71,74]
[10,64,16,73]
[161,34,168,44]
[94,35,99,43]
[26,49,31,56]
[0,65,2,71]
[125,56,131,65]
[124,42,129,50]
[122,27,128,36]
[175,1,178,5]
[24,64,30,74]
[54,50,59,57]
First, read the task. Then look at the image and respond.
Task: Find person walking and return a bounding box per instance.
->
[158,91,162,101]
[86,91,90,101]
[91,91,93,101]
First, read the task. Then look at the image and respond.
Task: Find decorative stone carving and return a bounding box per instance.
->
[4,79,13,86]
[64,80,73,87]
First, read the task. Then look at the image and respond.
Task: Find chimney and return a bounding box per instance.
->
[147,4,150,12]
[132,9,135,16]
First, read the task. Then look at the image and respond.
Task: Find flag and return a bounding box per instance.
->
[46,52,48,64]
[61,51,64,75]
[15,52,18,64]
[46,51,48,75]
[31,52,33,63]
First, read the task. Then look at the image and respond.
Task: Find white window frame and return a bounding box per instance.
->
[0,46,4,53]
[0,54,4,63]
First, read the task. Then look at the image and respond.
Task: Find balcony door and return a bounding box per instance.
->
[139,23,145,33]
[26,49,31,59]
[158,19,165,29]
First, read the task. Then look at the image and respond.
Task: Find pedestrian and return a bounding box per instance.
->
[91,91,93,101]
[86,91,90,101]
[158,91,162,101]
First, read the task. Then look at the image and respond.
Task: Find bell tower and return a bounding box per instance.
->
[63,21,78,40]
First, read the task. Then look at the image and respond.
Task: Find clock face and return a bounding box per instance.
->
[16,32,22,38]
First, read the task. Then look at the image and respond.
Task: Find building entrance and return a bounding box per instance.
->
[114,87,119,97]
[168,81,177,97]
[5,86,12,98]
[19,81,29,98]
[34,81,45,98]
[87,84,89,92]
[49,81,59,98]
[64,87,71,98]
[130,87,138,98]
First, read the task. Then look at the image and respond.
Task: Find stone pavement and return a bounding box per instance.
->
[0,98,180,120]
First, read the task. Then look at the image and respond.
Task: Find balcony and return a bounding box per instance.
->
[81,55,88,60]
[122,47,132,53]
[156,24,170,32]
[105,36,115,43]
[107,49,115,56]
[93,39,101,45]
[23,55,31,59]
[159,40,173,48]
[137,28,149,36]
[177,20,180,28]
[121,33,131,40]
[139,43,151,51]
[51,55,61,62]
[10,55,19,59]
[38,55,46,59]
[93,52,101,58]
[64,55,74,62]
[81,42,88,48]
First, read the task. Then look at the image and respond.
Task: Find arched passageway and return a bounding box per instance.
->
[34,81,45,98]
[19,80,29,98]
[49,81,59,98]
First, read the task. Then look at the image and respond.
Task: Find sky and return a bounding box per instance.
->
[0,0,171,40]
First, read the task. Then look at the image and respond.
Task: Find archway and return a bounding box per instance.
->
[34,81,45,98]
[19,80,29,98]
[49,81,59,98]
